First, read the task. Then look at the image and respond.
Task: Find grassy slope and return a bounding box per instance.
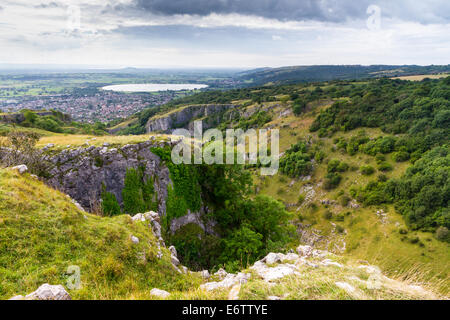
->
[0,168,202,300]
[1,91,448,298]
[0,146,446,299]
[251,99,450,295]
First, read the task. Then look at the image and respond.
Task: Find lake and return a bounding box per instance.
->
[102,83,208,92]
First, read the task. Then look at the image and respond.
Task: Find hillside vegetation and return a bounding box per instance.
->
[123,76,450,294]
[1,76,448,299]
[0,168,443,300]
[0,168,202,299]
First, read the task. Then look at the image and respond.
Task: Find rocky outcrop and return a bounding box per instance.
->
[10,284,71,300]
[146,104,238,133]
[169,210,217,235]
[200,272,251,291]
[43,140,172,214]
[11,164,28,174]
[0,111,68,124]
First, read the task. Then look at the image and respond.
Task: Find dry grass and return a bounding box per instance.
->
[391,74,450,81]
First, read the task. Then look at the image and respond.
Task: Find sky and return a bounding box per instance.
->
[0,0,449,68]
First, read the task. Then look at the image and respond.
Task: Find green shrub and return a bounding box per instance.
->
[121,167,156,215]
[279,141,313,177]
[392,151,410,162]
[323,172,342,190]
[435,227,449,242]
[101,184,121,216]
[378,162,393,172]
[360,165,375,175]
[327,159,349,173]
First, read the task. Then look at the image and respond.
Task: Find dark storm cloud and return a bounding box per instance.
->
[132,0,450,23]
[134,0,367,22]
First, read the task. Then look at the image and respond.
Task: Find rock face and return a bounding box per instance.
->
[169,211,217,235]
[146,104,238,133]
[43,141,171,214]
[0,111,61,125]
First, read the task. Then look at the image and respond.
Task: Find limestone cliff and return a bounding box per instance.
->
[146,104,238,133]
[42,140,172,215]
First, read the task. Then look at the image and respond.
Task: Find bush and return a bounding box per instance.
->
[0,131,48,176]
[323,172,342,190]
[360,165,375,175]
[378,162,393,172]
[435,227,449,242]
[122,167,156,215]
[392,151,410,162]
[279,141,312,177]
[101,184,121,216]
[327,159,349,173]
[293,99,306,116]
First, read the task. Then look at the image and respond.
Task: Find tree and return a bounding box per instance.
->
[245,195,291,247]
[292,99,306,116]
[122,168,146,214]
[101,184,121,216]
[221,225,263,266]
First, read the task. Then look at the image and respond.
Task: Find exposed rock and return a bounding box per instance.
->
[131,213,146,222]
[296,245,328,258]
[24,284,71,300]
[131,235,139,244]
[44,141,172,215]
[201,273,250,291]
[11,164,28,174]
[296,245,314,257]
[214,268,228,280]
[171,254,180,266]
[250,261,300,282]
[263,252,282,265]
[201,270,210,279]
[150,288,170,298]
[267,296,282,300]
[169,245,177,257]
[228,284,241,300]
[9,295,24,300]
[146,104,238,133]
[169,211,217,235]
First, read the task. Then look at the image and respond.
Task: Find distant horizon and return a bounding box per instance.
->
[0,63,449,72]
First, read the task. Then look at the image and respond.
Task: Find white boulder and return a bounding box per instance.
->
[263,252,281,265]
[251,261,300,282]
[131,235,139,244]
[150,288,170,298]
[11,164,28,174]
[25,284,71,300]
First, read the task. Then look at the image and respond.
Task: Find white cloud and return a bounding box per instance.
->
[0,1,448,67]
